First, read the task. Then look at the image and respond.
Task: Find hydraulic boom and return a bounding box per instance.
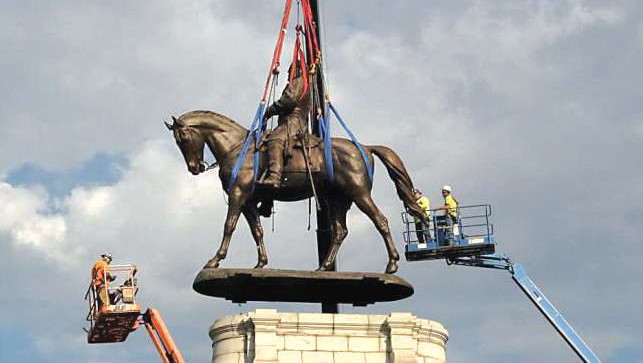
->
[448,254,601,363]
[142,308,186,363]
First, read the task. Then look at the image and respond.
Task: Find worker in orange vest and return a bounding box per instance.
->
[91,253,116,309]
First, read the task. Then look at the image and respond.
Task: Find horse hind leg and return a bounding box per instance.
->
[242,207,268,268]
[353,193,399,274]
[318,201,350,271]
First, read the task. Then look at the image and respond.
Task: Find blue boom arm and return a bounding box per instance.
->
[449,254,601,363]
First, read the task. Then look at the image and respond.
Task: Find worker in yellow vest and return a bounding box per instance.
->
[441,185,458,221]
[91,253,116,309]
[413,189,432,243]
[440,185,460,236]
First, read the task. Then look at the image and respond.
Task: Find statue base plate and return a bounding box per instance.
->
[193,268,414,306]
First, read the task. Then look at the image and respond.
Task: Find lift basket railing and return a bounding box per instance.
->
[401,204,494,244]
[85,264,139,327]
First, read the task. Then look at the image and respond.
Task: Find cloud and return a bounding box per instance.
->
[0,1,281,174]
[1,0,642,362]
[0,183,67,260]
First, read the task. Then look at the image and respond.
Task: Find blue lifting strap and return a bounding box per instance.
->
[323,102,373,183]
[228,102,266,191]
[318,112,335,182]
[231,101,372,190]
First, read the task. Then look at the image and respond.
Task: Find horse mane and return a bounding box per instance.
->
[180,110,248,133]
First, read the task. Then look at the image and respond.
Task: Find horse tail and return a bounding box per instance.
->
[367,145,429,225]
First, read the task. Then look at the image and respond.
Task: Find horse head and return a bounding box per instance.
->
[165,115,207,175]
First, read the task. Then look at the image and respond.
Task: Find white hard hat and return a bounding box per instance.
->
[442,185,452,192]
[101,253,113,262]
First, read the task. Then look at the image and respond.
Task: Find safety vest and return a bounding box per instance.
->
[444,194,458,219]
[415,196,431,220]
[91,259,109,286]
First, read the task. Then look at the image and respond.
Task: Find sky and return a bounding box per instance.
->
[1,0,642,362]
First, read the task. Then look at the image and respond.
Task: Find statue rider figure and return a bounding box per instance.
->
[259,62,311,189]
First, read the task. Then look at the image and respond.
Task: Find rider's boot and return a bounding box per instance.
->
[259,141,284,189]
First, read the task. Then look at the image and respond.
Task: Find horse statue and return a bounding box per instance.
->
[165,110,427,274]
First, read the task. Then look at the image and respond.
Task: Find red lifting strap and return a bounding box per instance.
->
[260,0,320,103]
[262,0,294,102]
[289,31,309,99]
[300,0,320,62]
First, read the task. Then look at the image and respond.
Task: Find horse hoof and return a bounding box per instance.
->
[204,259,219,269]
[385,261,398,274]
[316,263,332,272]
[254,260,267,269]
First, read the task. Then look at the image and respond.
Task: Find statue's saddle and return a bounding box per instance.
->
[291,133,324,150]
[258,132,323,148]
[257,133,325,174]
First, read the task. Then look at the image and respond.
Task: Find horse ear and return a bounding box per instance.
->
[172,115,186,127]
[164,121,174,130]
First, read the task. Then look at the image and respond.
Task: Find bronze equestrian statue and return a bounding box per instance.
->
[165,111,428,274]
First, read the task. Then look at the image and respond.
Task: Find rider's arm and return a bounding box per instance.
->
[264,77,302,119]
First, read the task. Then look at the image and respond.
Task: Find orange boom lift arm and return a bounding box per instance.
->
[142,308,185,363]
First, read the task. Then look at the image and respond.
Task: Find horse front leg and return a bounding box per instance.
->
[204,200,243,269]
[242,206,268,268]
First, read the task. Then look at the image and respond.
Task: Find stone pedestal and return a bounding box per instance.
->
[209,309,448,363]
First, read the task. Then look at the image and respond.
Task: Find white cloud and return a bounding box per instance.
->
[0,183,47,229]
[0,183,68,260]
[68,187,114,218]
[11,216,66,250]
